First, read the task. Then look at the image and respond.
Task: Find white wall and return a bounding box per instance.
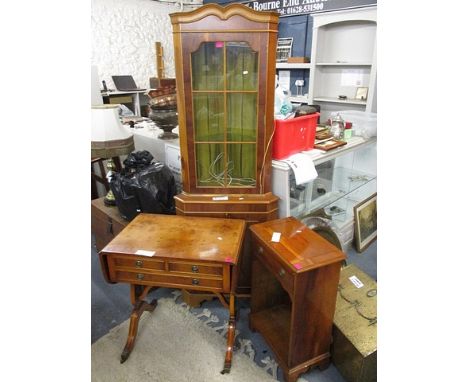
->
[91,0,200,90]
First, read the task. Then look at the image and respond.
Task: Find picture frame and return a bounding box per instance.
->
[354,193,377,252]
[314,139,347,151]
[276,37,293,62]
[355,86,368,101]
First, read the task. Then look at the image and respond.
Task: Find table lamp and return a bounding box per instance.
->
[91,104,134,205]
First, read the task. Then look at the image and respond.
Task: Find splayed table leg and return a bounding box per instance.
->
[120,285,157,363]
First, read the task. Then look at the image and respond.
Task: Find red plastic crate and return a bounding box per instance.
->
[272,112,320,160]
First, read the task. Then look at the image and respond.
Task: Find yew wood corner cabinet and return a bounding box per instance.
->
[99,213,246,373]
[170,4,280,294]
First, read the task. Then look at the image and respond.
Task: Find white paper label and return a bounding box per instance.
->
[283,153,318,186]
[349,275,364,289]
[341,69,364,86]
[212,196,228,201]
[271,232,281,242]
[278,70,290,91]
[135,249,155,257]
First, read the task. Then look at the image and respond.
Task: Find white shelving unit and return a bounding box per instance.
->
[274,7,377,118]
[308,7,377,120]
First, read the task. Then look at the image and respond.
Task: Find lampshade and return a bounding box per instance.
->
[91,105,135,158]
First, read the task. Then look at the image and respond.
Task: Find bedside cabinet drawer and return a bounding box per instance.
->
[168,261,223,276]
[255,243,294,294]
[110,256,165,271]
[112,270,224,291]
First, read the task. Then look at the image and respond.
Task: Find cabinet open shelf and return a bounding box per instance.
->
[313,97,367,105]
[276,63,311,69]
[289,95,309,103]
[250,305,291,365]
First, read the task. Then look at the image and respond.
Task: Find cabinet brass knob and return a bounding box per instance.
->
[191,265,199,273]
[258,247,264,254]
[136,273,144,280]
[192,278,200,285]
[135,260,143,268]
[279,269,285,278]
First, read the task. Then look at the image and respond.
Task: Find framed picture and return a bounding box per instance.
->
[355,87,368,101]
[354,193,377,252]
[276,37,293,62]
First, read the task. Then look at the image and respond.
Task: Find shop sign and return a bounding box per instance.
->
[243,0,377,17]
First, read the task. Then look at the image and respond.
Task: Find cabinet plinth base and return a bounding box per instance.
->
[174,192,279,222]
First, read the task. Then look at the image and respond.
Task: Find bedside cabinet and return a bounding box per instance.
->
[249,217,346,382]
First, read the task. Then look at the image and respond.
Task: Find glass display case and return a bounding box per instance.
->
[170,4,279,198]
[272,136,376,251]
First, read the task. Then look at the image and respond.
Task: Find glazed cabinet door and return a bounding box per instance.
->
[180,34,269,194]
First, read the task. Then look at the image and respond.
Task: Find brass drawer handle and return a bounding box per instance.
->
[278,269,285,278]
[191,265,199,273]
[192,278,200,285]
[135,260,143,268]
[136,273,144,280]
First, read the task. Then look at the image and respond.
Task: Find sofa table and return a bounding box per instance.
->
[99,213,246,373]
[249,217,346,382]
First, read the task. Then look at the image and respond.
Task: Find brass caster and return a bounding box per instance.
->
[120,349,130,364]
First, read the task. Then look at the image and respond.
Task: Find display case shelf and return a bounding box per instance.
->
[322,179,376,229]
[295,167,376,219]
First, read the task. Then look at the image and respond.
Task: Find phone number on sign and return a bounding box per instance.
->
[282,3,324,15]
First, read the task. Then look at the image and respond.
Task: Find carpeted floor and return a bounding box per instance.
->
[92,298,277,382]
[92,234,377,382]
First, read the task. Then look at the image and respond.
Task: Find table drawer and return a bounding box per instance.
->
[113,270,224,291]
[255,242,294,294]
[168,261,223,276]
[110,255,165,271]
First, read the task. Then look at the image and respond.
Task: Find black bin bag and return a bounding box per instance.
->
[110,151,177,221]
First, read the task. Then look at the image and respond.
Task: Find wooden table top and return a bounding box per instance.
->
[250,216,346,273]
[101,213,246,265]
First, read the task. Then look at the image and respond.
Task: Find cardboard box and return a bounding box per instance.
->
[287,57,310,63]
[332,264,377,382]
